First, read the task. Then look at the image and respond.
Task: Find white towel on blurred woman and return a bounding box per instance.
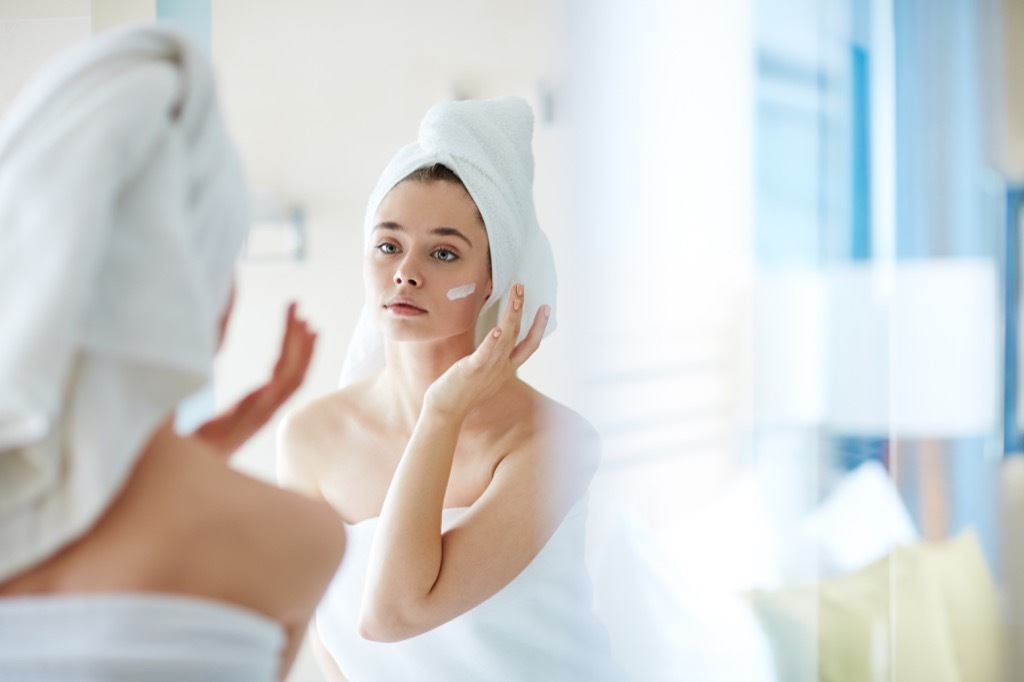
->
[0,594,284,681]
[0,23,248,582]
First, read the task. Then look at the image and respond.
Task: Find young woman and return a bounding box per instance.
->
[280,97,624,680]
[0,25,344,681]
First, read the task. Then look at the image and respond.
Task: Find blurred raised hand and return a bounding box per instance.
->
[193,302,317,458]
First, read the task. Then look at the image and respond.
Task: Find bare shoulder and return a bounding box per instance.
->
[276,383,369,497]
[0,430,347,632]
[498,384,603,497]
[537,392,602,476]
[160,445,348,629]
[451,386,601,554]
[535,394,601,443]
[278,385,366,447]
[214,467,346,625]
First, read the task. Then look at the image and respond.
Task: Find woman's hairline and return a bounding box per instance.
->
[396,163,491,273]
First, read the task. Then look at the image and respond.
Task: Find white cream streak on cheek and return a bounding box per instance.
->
[446,283,476,300]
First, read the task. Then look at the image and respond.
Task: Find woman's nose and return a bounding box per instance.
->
[393,257,420,287]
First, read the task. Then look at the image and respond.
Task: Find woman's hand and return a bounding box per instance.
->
[193,302,317,458]
[424,284,549,419]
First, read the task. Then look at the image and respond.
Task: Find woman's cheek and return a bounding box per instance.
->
[445,283,477,301]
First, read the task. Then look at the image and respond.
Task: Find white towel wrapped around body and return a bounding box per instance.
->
[316,499,626,681]
[339,96,558,385]
[0,24,248,582]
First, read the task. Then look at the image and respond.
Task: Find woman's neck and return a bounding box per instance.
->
[377,334,476,428]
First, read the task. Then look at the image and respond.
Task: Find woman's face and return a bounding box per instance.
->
[366,179,492,342]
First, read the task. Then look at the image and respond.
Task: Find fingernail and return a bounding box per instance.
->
[492,328,502,338]
[517,284,524,296]
[543,305,550,318]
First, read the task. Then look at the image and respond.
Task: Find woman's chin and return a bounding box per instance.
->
[379,323,478,347]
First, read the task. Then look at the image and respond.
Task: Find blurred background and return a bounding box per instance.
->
[1,0,1021,679]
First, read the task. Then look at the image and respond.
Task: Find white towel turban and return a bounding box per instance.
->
[0,25,249,581]
[339,96,558,386]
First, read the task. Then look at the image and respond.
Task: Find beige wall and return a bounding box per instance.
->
[91,0,153,33]
[0,0,156,115]
[0,0,87,19]
[0,1,89,113]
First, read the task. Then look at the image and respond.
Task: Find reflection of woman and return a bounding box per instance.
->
[0,26,343,681]
[280,97,624,680]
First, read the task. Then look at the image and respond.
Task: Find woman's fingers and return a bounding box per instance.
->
[284,328,316,395]
[510,304,549,369]
[499,283,525,343]
[275,304,316,384]
[482,284,549,370]
[192,303,317,458]
[466,325,502,370]
[472,284,523,368]
[278,303,298,358]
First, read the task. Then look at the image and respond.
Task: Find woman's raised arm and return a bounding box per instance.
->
[358,285,596,641]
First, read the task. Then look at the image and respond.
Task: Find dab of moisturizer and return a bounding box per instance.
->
[447,283,476,300]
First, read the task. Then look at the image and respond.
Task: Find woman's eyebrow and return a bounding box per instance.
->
[431,227,473,247]
[372,222,473,247]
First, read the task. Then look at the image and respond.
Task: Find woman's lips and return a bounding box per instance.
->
[385,299,426,315]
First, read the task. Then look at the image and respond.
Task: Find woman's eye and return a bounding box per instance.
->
[376,242,399,254]
[433,248,458,262]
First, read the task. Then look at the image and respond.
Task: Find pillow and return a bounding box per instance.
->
[782,460,919,582]
[747,531,1004,682]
